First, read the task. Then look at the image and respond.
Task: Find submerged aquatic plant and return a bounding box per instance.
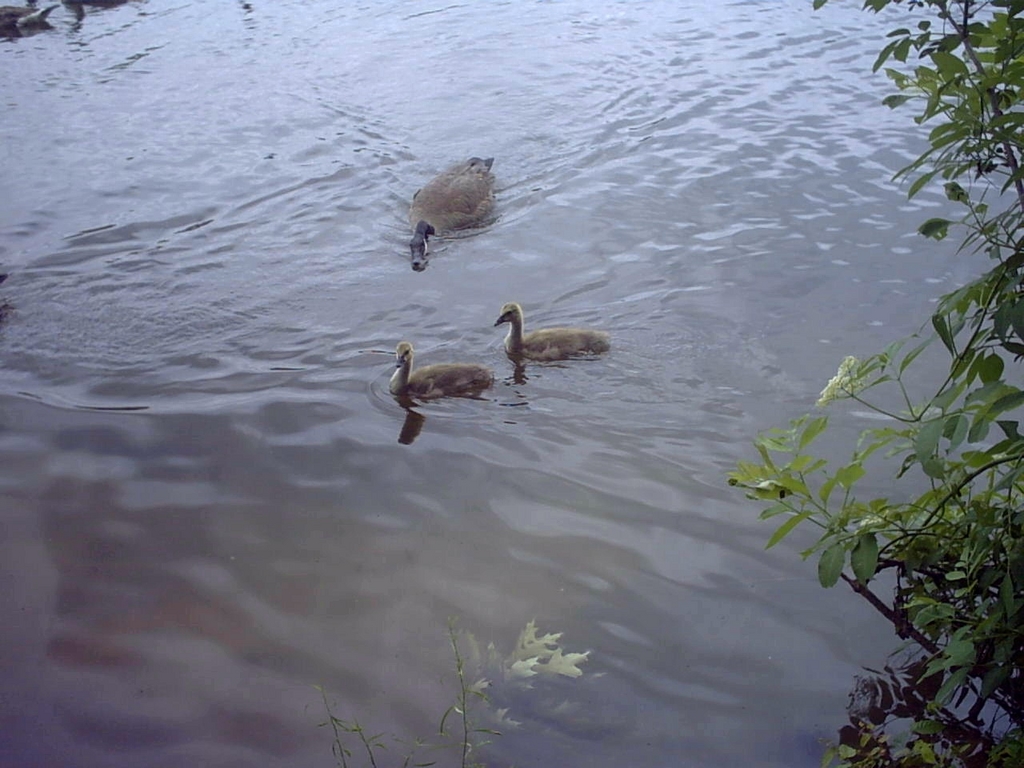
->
[316,619,589,768]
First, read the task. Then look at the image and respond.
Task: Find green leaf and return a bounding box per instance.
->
[943,181,969,203]
[977,353,1005,383]
[968,415,991,443]
[818,543,845,588]
[893,36,912,63]
[919,218,952,240]
[997,420,1020,440]
[1000,573,1017,618]
[851,533,879,584]
[798,415,828,450]
[930,51,970,78]
[758,502,789,521]
[932,313,956,355]
[945,637,976,667]
[920,455,946,479]
[943,414,969,450]
[932,381,966,412]
[755,440,777,472]
[981,665,1011,699]
[990,390,1024,417]
[812,0,828,9]
[819,476,838,506]
[907,168,939,197]
[882,93,913,109]
[912,720,945,735]
[915,418,944,461]
[935,666,970,705]
[965,380,1015,408]
[898,338,931,374]
[766,513,812,549]
[873,39,901,72]
[835,463,865,490]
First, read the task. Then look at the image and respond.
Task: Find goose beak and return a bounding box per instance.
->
[494,315,506,327]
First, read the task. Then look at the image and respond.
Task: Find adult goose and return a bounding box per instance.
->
[0,4,58,35]
[389,341,493,399]
[408,157,495,271]
[494,302,610,361]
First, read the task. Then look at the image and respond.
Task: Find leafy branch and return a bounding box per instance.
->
[738,2,1024,765]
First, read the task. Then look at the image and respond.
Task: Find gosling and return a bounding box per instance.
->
[494,302,610,361]
[408,157,495,271]
[389,341,493,399]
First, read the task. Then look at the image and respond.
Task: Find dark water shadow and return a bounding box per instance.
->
[839,654,1019,765]
[62,0,136,30]
[396,404,425,445]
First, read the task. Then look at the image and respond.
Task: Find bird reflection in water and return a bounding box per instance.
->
[505,357,528,386]
[395,399,426,445]
[0,273,11,327]
[62,0,133,25]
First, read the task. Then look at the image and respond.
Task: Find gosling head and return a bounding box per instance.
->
[395,340,414,367]
[409,222,435,272]
[494,302,522,327]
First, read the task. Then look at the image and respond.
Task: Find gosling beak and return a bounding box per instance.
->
[494,315,506,327]
[395,358,403,369]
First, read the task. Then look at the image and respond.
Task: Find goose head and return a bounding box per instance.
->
[494,301,523,328]
[467,156,494,172]
[409,221,435,272]
[389,341,414,395]
[394,340,414,368]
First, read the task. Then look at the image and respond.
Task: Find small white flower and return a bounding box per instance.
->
[858,514,885,531]
[817,355,862,407]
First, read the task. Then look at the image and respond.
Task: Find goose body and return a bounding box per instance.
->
[0,4,57,34]
[389,341,493,399]
[494,302,610,361]
[408,157,495,271]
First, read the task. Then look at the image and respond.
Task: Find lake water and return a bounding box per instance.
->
[0,1,967,766]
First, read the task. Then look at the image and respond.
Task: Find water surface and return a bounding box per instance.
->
[0,2,964,766]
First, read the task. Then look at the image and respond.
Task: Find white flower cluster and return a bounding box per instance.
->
[816,355,862,408]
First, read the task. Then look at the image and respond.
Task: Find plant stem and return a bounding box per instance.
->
[448,622,471,768]
[939,0,1024,212]
[841,572,941,654]
[319,687,350,768]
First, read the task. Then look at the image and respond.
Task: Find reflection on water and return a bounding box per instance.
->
[839,655,1010,766]
[396,406,425,445]
[0,0,968,766]
[0,272,10,327]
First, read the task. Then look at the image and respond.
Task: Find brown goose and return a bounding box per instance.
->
[494,302,610,361]
[0,4,57,35]
[389,341,493,399]
[408,157,495,271]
